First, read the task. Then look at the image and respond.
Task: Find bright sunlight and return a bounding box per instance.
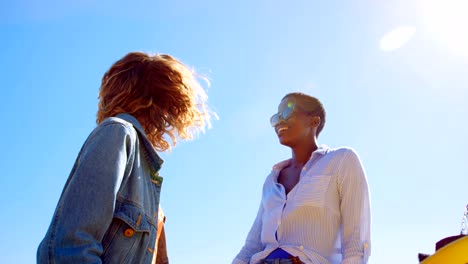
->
[419,0,468,56]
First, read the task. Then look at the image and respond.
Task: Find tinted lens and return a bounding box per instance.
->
[281,106,294,120]
[270,102,295,127]
[270,113,280,126]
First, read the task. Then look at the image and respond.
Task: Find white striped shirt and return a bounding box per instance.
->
[232,145,371,264]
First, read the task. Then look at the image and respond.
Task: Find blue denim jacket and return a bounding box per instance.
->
[38,113,164,264]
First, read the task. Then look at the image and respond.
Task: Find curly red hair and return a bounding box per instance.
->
[97,52,215,151]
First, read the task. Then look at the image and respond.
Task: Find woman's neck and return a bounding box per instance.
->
[291,142,318,167]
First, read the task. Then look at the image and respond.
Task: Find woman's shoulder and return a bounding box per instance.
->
[323,146,362,164]
[86,116,138,145]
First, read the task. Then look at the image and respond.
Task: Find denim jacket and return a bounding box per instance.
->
[37,113,165,264]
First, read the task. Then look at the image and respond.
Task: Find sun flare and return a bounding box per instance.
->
[380,26,416,51]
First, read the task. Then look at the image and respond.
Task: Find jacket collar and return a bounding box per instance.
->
[116,113,164,169]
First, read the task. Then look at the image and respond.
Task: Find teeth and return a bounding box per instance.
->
[278,127,287,132]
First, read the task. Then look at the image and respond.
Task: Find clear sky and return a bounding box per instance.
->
[2,0,468,263]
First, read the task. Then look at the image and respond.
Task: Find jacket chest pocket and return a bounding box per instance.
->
[294,175,332,207]
[101,203,156,263]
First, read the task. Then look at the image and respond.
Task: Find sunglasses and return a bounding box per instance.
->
[270,101,296,127]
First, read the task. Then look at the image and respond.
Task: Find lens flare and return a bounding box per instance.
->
[380,26,416,51]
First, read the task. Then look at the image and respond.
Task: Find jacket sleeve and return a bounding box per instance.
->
[232,202,265,264]
[37,123,136,263]
[338,149,371,264]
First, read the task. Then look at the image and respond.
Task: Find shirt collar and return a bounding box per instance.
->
[315,144,329,155]
[272,144,329,171]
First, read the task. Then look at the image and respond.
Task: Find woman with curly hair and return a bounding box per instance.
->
[37,52,215,264]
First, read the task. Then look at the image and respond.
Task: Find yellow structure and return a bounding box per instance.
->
[421,236,468,264]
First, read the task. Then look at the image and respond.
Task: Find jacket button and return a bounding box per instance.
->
[124,228,135,237]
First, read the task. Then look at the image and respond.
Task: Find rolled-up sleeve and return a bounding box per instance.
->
[338,149,371,264]
[232,202,265,264]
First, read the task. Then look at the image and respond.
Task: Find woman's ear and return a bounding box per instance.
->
[310,116,321,128]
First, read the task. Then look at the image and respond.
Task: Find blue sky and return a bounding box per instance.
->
[1,0,468,263]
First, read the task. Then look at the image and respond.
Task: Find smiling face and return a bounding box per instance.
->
[273,96,318,147]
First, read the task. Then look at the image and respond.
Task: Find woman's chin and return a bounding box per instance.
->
[278,136,292,147]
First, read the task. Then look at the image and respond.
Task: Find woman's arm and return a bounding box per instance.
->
[339,149,371,264]
[38,123,135,263]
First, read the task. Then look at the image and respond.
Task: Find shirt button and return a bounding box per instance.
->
[124,228,135,237]
[299,245,304,251]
